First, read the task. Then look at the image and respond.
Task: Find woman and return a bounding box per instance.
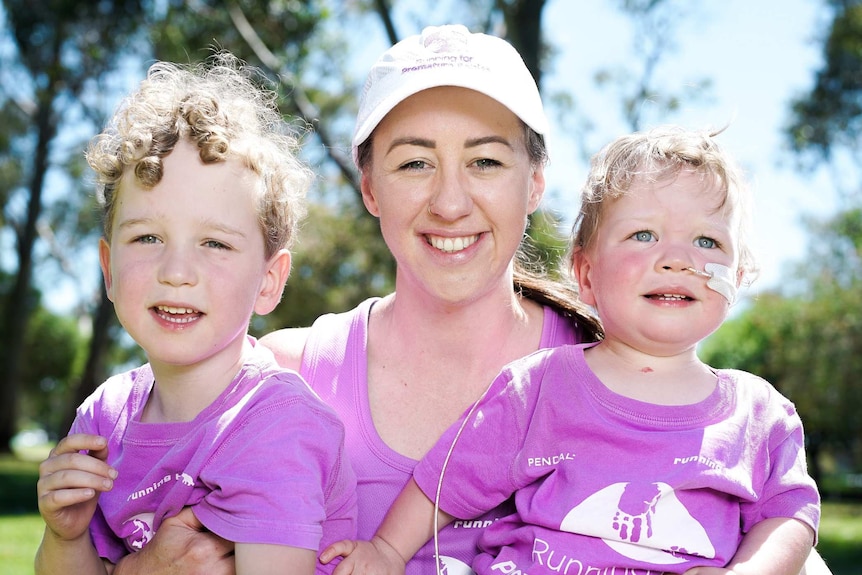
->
[112,25,831,575]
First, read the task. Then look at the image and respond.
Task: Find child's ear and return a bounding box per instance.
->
[98,238,116,302]
[572,246,597,307]
[736,265,746,287]
[254,249,292,316]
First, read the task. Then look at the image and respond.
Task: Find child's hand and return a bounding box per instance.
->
[37,433,116,542]
[321,535,407,575]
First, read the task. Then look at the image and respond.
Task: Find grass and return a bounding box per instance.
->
[816,500,862,575]
[2,452,861,574]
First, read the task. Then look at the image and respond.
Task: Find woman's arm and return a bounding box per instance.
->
[258,327,310,371]
[235,544,315,575]
[322,478,453,575]
[802,547,833,575]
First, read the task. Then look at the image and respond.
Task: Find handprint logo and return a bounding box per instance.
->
[560,482,715,565]
[611,482,662,543]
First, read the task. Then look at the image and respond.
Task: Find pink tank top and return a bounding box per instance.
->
[300,297,582,574]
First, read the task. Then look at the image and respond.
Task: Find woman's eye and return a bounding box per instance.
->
[400,160,428,171]
[474,158,502,169]
[632,231,654,242]
[696,237,717,249]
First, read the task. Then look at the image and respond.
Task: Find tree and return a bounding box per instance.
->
[0,0,147,450]
[701,207,862,483]
[786,0,862,174]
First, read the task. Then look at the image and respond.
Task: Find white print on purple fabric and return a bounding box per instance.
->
[560,482,715,565]
[527,452,576,467]
[122,512,156,550]
[436,555,473,575]
[126,471,196,501]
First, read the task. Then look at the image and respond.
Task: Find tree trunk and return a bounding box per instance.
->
[0,38,61,452]
[60,282,115,435]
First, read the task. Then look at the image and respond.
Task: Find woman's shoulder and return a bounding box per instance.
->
[258,327,311,372]
[258,296,382,371]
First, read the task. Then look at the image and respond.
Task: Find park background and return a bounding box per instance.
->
[0,0,860,573]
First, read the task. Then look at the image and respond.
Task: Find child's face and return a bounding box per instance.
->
[99,139,289,372]
[574,169,739,357]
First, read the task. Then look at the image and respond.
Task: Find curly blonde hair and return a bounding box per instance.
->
[87,52,311,259]
[571,125,758,283]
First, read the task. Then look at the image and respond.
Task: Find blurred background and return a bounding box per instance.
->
[0,0,860,572]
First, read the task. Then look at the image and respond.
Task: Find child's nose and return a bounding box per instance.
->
[158,246,198,287]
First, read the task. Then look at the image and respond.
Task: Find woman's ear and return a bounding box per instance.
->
[526,164,546,215]
[360,172,381,217]
[572,246,597,307]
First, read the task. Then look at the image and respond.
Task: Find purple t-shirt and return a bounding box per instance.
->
[300,297,582,574]
[414,343,820,574]
[72,337,357,573]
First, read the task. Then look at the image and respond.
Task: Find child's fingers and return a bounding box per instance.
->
[320,539,357,563]
[38,465,115,495]
[49,433,108,458]
[40,434,116,480]
[38,484,101,513]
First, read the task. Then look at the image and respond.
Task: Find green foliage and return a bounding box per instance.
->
[19,306,85,438]
[701,205,862,477]
[253,200,395,334]
[815,501,862,575]
[786,0,862,165]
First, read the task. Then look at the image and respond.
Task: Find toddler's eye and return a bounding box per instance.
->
[696,237,717,249]
[632,231,654,242]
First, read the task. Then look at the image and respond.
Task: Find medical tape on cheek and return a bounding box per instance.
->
[704,263,737,305]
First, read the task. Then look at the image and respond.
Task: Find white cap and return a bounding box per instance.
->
[352,24,549,151]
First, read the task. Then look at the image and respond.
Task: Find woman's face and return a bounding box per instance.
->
[361,86,545,306]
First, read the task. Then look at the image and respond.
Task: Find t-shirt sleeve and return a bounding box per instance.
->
[414,357,545,519]
[740,383,820,541]
[192,381,351,551]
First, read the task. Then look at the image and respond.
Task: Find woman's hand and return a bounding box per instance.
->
[112,508,235,575]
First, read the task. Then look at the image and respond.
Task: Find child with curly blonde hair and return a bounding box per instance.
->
[35,52,356,575]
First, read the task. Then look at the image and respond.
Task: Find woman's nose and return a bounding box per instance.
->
[427,168,473,220]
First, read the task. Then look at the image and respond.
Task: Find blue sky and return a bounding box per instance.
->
[538,0,835,300]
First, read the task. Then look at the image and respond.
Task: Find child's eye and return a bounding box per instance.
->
[204,239,231,250]
[134,235,160,245]
[695,237,717,249]
[631,231,655,242]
